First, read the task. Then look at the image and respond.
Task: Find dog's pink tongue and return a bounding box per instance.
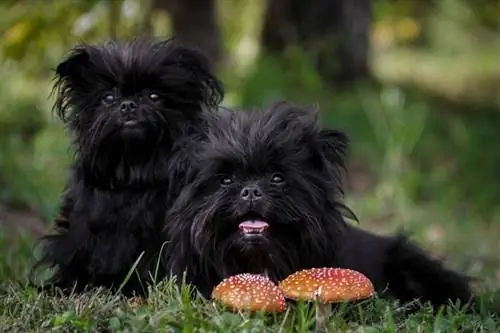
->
[238,220,269,231]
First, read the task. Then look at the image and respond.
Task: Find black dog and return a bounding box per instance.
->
[163,101,474,310]
[33,38,223,296]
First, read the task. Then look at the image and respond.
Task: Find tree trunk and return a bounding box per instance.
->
[142,0,154,37]
[153,0,221,67]
[108,0,122,40]
[261,0,372,86]
[260,0,296,54]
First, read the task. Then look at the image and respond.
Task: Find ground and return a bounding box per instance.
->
[1,190,499,332]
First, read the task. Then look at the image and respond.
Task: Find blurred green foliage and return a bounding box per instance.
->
[0,0,499,227]
[0,62,70,219]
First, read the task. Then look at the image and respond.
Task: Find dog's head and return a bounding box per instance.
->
[166,101,356,282]
[53,38,223,164]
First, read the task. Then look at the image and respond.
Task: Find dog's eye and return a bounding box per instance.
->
[103,94,115,103]
[149,92,160,101]
[270,173,285,184]
[220,176,234,186]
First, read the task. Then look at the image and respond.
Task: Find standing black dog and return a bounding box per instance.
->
[33,38,223,296]
[163,101,474,310]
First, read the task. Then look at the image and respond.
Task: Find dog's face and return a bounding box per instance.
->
[167,102,355,280]
[53,38,223,154]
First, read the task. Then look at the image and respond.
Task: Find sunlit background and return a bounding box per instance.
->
[1,0,499,295]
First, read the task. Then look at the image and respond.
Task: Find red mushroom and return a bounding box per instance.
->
[279,268,375,332]
[127,296,148,308]
[212,273,287,313]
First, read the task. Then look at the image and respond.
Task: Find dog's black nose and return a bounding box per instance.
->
[120,100,137,113]
[240,185,262,201]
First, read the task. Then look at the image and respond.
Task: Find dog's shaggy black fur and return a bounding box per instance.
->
[33,38,223,296]
[164,101,474,310]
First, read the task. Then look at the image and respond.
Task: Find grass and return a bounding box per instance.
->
[1,282,498,333]
[1,195,500,333]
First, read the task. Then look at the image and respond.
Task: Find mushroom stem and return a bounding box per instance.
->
[314,299,331,333]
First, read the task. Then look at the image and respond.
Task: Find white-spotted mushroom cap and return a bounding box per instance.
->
[278,268,375,304]
[212,273,287,312]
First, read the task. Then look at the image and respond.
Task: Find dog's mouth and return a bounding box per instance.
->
[238,214,269,236]
[123,119,139,127]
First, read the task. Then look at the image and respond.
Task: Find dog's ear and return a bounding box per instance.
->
[317,128,349,170]
[55,47,90,79]
[173,44,224,107]
[316,128,358,222]
[52,47,91,122]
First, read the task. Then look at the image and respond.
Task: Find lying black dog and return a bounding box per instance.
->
[163,101,474,310]
[33,38,223,296]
